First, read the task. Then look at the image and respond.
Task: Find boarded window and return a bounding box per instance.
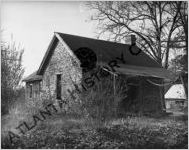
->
[56,74,61,99]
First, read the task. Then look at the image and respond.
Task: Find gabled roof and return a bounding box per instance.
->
[23,32,175,82]
[165,84,186,99]
[37,32,161,75]
[22,71,42,82]
[57,32,161,68]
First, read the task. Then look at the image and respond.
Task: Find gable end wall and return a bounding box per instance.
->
[41,41,82,106]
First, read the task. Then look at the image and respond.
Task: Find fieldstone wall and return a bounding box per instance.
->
[41,41,82,110]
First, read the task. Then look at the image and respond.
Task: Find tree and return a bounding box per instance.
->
[86,1,187,69]
[1,40,25,114]
[168,2,188,98]
[169,54,188,98]
[177,1,188,53]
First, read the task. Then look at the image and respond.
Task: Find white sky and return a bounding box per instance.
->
[1,1,97,77]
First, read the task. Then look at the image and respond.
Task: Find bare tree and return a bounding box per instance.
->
[169,2,188,98]
[86,1,187,68]
[1,40,25,114]
[178,1,188,52]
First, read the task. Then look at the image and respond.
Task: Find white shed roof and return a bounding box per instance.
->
[165,84,186,99]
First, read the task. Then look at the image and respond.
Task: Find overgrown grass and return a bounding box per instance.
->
[1,76,187,149]
[2,112,188,149]
[1,94,42,142]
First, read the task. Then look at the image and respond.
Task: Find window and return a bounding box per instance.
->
[29,84,32,98]
[56,74,61,99]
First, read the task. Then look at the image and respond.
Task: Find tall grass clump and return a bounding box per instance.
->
[80,74,128,125]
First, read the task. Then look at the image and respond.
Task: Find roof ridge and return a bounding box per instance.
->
[55,32,130,46]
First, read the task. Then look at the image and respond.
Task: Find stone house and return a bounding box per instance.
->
[23,32,175,113]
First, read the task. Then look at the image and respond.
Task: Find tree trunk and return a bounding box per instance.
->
[180,74,188,99]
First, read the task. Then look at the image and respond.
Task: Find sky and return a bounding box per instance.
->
[1,1,97,77]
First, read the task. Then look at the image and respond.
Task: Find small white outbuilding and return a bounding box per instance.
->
[165,84,187,109]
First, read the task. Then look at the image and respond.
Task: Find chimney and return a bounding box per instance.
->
[131,34,136,45]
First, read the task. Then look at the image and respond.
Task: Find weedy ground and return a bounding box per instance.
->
[1,107,188,149]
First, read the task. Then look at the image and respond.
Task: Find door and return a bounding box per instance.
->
[56,74,61,99]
